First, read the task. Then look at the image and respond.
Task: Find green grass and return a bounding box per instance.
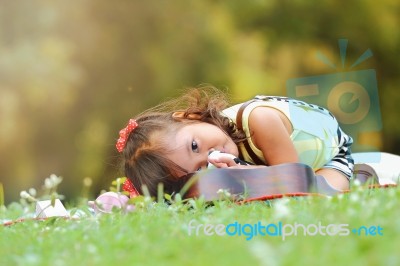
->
[1,184,400,266]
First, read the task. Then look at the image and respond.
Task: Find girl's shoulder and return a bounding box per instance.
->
[222,95,292,117]
[223,95,337,129]
[230,95,334,118]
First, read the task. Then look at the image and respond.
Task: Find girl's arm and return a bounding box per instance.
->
[249,107,349,190]
[248,106,299,165]
[207,107,297,169]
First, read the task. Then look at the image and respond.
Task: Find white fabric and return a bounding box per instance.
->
[353,152,400,185]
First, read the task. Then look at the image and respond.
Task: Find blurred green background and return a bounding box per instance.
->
[1,0,399,204]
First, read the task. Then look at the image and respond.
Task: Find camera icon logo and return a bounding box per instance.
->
[286,40,382,159]
[327,80,370,125]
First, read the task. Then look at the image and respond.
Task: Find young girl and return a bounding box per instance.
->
[116,86,354,198]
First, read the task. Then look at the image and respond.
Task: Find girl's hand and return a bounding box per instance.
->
[207,151,267,169]
[208,151,238,168]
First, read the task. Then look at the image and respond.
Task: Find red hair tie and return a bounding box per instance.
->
[116,119,138,152]
[122,178,140,198]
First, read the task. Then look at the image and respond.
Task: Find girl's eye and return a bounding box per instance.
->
[191,140,199,153]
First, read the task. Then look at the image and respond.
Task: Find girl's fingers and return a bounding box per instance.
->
[208,151,238,167]
[208,155,238,167]
[209,161,229,168]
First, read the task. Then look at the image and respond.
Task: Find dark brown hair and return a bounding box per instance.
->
[121,86,245,196]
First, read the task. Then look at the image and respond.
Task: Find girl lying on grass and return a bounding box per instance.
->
[115,86,354,198]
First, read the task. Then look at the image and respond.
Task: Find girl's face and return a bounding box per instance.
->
[165,122,238,174]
